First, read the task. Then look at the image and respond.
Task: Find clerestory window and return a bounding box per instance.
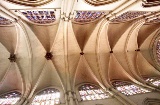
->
[145,77,160,87]
[0,91,21,105]
[21,10,56,24]
[0,16,12,25]
[31,88,60,105]
[112,81,150,96]
[78,84,109,101]
[74,11,105,22]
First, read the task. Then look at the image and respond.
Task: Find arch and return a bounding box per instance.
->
[0,16,12,25]
[150,29,160,69]
[156,39,160,63]
[19,10,57,25]
[110,11,149,23]
[73,11,105,24]
[143,98,160,105]
[0,91,21,105]
[112,81,150,96]
[145,77,160,87]
[78,83,109,101]
[4,0,53,7]
[142,0,160,7]
[84,0,119,6]
[31,87,61,105]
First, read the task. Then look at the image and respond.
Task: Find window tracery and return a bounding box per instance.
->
[111,11,149,23]
[74,11,105,22]
[78,84,109,101]
[0,16,12,25]
[0,91,21,105]
[31,88,60,105]
[145,77,160,87]
[156,40,160,63]
[20,10,56,24]
[112,81,150,96]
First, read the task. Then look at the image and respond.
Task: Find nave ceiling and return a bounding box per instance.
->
[0,0,160,104]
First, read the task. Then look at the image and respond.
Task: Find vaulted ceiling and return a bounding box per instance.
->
[0,0,160,103]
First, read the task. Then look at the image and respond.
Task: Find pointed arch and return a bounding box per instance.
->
[0,91,21,105]
[31,87,61,105]
[145,77,160,87]
[112,80,150,96]
[77,83,110,101]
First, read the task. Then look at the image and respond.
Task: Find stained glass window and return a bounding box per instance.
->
[31,88,60,105]
[74,11,105,22]
[145,77,160,87]
[0,91,21,105]
[78,84,109,101]
[112,81,150,96]
[111,11,149,23]
[20,10,56,24]
[0,16,12,25]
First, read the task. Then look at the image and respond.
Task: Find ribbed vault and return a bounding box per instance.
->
[0,0,160,105]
